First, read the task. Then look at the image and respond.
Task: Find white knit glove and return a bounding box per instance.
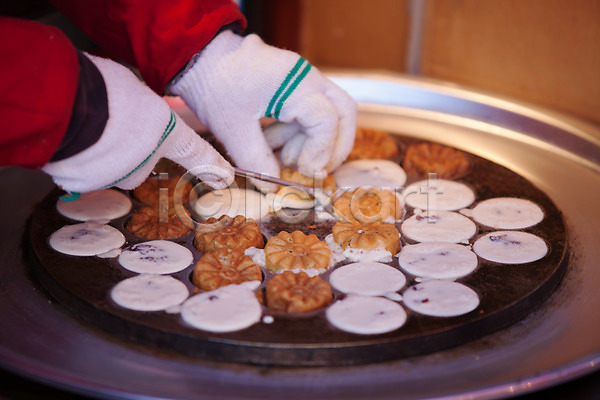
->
[170,30,357,192]
[42,54,234,194]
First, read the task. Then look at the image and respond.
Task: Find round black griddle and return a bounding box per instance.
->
[28,135,568,367]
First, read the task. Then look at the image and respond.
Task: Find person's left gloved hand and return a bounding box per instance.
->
[169,30,357,192]
[42,53,234,194]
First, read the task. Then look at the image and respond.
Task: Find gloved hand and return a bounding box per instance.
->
[169,30,357,192]
[42,53,234,194]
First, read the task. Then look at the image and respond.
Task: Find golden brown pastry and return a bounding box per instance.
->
[194,215,264,253]
[332,221,401,254]
[264,231,331,272]
[265,271,332,313]
[280,167,336,193]
[133,175,193,206]
[347,127,399,161]
[332,187,402,224]
[192,248,263,291]
[126,205,193,239]
[403,142,470,179]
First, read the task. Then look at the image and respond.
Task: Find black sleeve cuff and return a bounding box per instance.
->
[50,51,108,162]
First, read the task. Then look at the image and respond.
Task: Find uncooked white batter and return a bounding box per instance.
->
[118,240,194,274]
[244,246,267,268]
[471,197,544,229]
[193,188,270,220]
[329,261,406,296]
[342,247,394,263]
[333,159,407,190]
[473,231,548,264]
[49,222,125,256]
[111,274,189,312]
[402,179,475,211]
[326,294,407,335]
[397,242,478,280]
[180,281,263,333]
[324,234,393,263]
[403,280,480,317]
[401,211,477,243]
[56,189,132,222]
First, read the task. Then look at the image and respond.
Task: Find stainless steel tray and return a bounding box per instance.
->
[1,73,600,399]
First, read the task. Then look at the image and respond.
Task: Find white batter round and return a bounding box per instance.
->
[473,231,548,264]
[333,159,407,190]
[180,283,263,333]
[118,240,193,274]
[111,274,189,312]
[193,188,270,220]
[471,197,544,229]
[56,189,132,222]
[329,262,406,296]
[49,222,125,256]
[326,295,407,335]
[401,211,477,243]
[403,280,480,317]
[398,242,478,280]
[402,179,475,211]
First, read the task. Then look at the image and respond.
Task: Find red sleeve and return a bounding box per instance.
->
[0,17,79,169]
[48,0,247,94]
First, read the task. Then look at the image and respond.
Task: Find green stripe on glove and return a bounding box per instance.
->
[265,58,312,120]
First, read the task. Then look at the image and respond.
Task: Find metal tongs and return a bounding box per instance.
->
[233,167,316,195]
